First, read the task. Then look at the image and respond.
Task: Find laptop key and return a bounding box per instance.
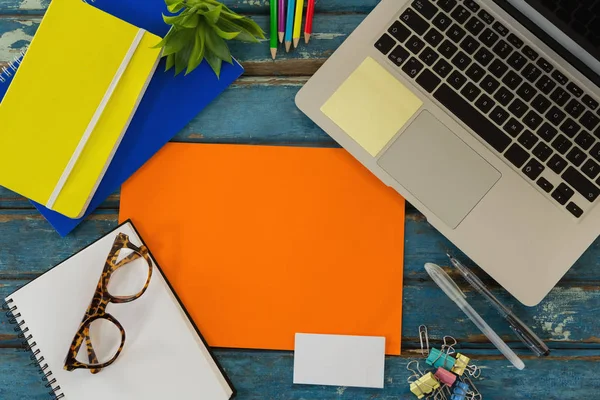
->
[524,110,543,130]
[433,58,453,78]
[506,52,527,71]
[563,167,600,202]
[475,93,495,114]
[388,45,411,66]
[566,99,586,119]
[433,12,452,31]
[582,159,600,179]
[437,0,457,13]
[582,95,599,110]
[433,83,511,152]
[522,158,545,180]
[521,63,542,83]
[488,59,508,78]
[537,177,554,193]
[504,143,529,167]
[439,39,459,58]
[403,57,425,78]
[419,47,439,66]
[448,70,467,89]
[590,143,600,162]
[416,69,442,93]
[575,131,595,150]
[490,106,510,125]
[521,45,539,61]
[503,117,524,137]
[551,70,569,86]
[546,106,566,126]
[465,16,485,35]
[407,35,426,54]
[550,87,571,107]
[460,35,480,54]
[517,82,537,102]
[461,82,481,101]
[480,75,500,94]
[566,202,583,218]
[507,33,524,49]
[535,75,556,95]
[548,154,568,173]
[518,130,538,149]
[567,82,584,98]
[478,9,494,24]
[560,118,581,138]
[508,98,528,118]
[400,8,430,35]
[552,134,572,154]
[566,147,587,167]
[474,47,494,66]
[580,111,600,131]
[551,183,574,205]
[463,0,480,13]
[533,142,553,161]
[450,5,471,24]
[480,28,499,47]
[388,21,412,42]
[412,0,438,20]
[492,40,513,59]
[424,28,444,47]
[494,86,514,106]
[536,58,553,73]
[502,70,523,90]
[538,122,558,142]
[451,51,472,71]
[492,21,509,36]
[447,24,466,43]
[531,94,552,114]
[375,34,396,55]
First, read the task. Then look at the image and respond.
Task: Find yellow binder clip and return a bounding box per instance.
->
[451,353,481,378]
[407,360,442,399]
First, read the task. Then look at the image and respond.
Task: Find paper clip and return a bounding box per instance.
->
[407,360,442,399]
[419,325,430,356]
[442,336,458,355]
[426,348,456,370]
[460,375,483,400]
[451,353,481,378]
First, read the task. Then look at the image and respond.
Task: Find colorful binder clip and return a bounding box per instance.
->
[451,353,481,378]
[435,367,457,387]
[459,375,482,400]
[450,381,470,400]
[426,348,456,370]
[407,361,441,399]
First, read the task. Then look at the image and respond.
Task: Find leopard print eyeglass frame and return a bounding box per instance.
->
[64,233,153,374]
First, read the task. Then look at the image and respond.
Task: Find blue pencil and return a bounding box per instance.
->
[285,0,296,52]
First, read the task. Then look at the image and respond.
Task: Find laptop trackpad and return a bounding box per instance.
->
[378,111,501,229]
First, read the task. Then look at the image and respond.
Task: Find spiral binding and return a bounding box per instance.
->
[0,49,26,84]
[3,298,64,399]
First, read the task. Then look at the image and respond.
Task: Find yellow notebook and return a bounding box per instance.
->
[0,0,161,218]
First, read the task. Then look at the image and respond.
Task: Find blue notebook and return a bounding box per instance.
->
[26,0,244,236]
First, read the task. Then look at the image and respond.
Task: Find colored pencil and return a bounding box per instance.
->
[270,0,278,59]
[305,0,315,44]
[278,0,285,43]
[285,0,296,52]
[293,0,304,48]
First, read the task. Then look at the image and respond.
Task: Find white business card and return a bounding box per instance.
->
[293,333,386,389]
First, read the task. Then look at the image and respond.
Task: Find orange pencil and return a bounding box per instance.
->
[304,0,315,44]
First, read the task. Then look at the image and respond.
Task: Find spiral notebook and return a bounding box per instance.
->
[0,0,161,219]
[3,221,235,400]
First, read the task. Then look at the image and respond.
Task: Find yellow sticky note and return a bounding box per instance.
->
[321,57,423,156]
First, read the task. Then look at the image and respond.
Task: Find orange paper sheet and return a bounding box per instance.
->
[119,143,405,354]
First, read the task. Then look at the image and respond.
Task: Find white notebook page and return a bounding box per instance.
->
[5,222,233,399]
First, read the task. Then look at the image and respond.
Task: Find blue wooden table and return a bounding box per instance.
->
[0,1,599,398]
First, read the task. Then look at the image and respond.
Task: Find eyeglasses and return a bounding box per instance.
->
[64,233,152,374]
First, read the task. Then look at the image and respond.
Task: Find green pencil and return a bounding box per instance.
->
[270,0,278,60]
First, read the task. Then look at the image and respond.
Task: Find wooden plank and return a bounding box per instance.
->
[0,15,363,75]
[0,0,379,14]
[0,346,598,400]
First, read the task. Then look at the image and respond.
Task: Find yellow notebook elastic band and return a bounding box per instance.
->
[46,28,147,210]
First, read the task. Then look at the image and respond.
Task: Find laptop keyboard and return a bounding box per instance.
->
[375,0,600,219]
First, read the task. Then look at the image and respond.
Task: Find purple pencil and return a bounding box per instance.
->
[278,0,286,43]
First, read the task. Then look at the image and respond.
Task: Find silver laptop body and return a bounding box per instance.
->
[296,0,600,305]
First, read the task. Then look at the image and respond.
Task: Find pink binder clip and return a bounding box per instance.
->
[435,367,457,387]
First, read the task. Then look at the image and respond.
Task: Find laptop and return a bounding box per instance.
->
[296,0,600,306]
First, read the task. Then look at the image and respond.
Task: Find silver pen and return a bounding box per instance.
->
[448,254,550,357]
